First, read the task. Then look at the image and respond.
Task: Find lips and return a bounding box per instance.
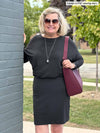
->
[47,26,55,30]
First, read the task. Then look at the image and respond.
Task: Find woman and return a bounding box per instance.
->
[24,7,83,133]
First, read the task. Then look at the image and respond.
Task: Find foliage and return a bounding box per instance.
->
[67,0,100,48]
[24,0,49,45]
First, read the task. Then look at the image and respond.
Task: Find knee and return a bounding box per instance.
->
[35,125,49,133]
[51,124,63,133]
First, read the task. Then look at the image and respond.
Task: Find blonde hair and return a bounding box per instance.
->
[39,7,69,36]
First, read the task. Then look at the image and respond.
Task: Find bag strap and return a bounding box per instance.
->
[63,36,69,60]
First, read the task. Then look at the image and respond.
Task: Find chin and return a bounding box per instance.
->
[48,31,56,34]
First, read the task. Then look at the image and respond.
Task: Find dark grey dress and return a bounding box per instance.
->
[24,35,83,125]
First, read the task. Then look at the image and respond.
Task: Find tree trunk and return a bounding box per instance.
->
[96,44,99,91]
[92,48,96,54]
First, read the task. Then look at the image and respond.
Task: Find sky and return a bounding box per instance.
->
[29,0,42,7]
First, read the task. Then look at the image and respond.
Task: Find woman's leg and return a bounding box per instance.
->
[51,124,63,133]
[35,125,49,133]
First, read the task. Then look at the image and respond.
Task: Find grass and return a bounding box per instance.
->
[68,98,100,130]
[82,78,100,83]
[79,49,100,63]
[23,81,33,121]
[24,76,33,78]
[23,80,100,130]
[83,85,96,91]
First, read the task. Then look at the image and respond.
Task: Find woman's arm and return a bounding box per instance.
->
[23,33,28,63]
[62,37,84,69]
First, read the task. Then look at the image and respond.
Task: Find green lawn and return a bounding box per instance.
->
[79,49,100,63]
[69,98,100,130]
[23,80,100,130]
[82,78,100,83]
[23,81,33,121]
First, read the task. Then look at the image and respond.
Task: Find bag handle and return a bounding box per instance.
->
[63,36,69,60]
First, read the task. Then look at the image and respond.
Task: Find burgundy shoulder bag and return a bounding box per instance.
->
[63,36,83,96]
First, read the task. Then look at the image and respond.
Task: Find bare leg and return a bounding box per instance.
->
[35,125,49,133]
[51,124,63,133]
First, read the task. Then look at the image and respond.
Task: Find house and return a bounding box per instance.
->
[0,0,24,132]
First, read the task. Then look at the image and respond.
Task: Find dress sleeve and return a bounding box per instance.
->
[24,38,34,63]
[68,37,84,69]
[24,51,28,63]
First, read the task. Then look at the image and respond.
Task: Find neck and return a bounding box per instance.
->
[44,33,59,38]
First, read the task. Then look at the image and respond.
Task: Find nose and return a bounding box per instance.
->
[49,21,53,25]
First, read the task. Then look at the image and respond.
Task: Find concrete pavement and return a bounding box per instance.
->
[80,63,100,79]
[23,121,100,133]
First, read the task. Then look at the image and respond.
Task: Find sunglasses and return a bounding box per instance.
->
[44,19,59,24]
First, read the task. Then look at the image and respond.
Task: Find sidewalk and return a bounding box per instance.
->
[23,121,100,133]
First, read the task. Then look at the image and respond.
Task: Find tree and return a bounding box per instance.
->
[24,0,49,44]
[50,0,67,14]
[67,0,100,91]
[50,0,85,39]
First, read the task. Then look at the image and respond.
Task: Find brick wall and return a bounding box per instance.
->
[0,0,24,133]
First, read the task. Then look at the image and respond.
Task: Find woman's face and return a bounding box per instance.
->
[44,13,60,37]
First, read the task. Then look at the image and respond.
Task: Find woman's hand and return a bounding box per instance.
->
[62,59,75,69]
[24,33,26,43]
